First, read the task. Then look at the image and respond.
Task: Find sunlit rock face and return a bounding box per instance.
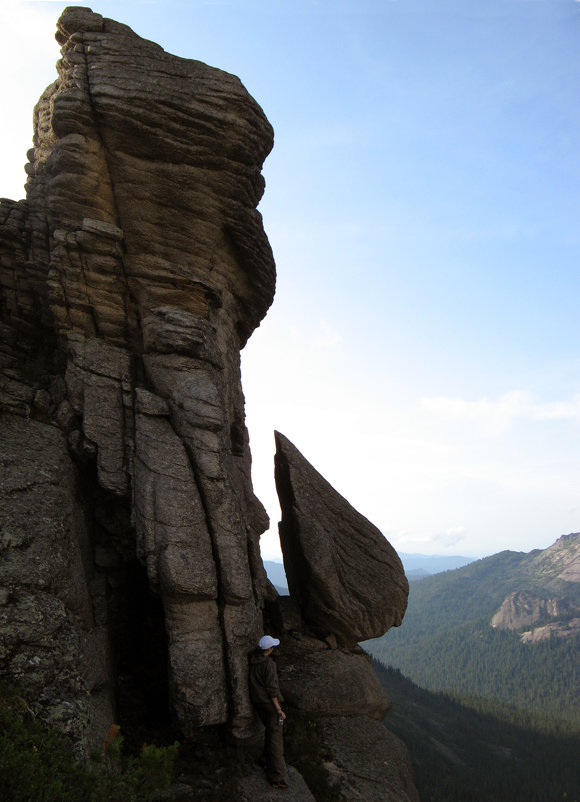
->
[491,589,580,645]
[490,590,573,631]
[274,431,409,646]
[1,5,274,741]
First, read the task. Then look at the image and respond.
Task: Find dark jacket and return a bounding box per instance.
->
[248,649,284,706]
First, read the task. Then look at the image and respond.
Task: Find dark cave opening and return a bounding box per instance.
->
[108,560,176,751]
[81,470,177,751]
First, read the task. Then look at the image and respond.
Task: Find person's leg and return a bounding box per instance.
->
[257,706,287,784]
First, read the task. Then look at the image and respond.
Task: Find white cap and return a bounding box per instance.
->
[258,635,280,650]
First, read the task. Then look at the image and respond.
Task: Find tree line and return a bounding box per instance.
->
[373,660,580,802]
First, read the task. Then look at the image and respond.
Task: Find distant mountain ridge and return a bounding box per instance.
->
[264,552,476,589]
[263,560,288,593]
[398,552,474,575]
[365,533,580,722]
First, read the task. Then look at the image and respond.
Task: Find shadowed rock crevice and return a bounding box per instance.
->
[74,457,174,746]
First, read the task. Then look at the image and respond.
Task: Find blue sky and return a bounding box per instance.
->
[2,0,579,560]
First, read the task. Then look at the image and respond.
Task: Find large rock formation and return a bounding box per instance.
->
[320,716,419,802]
[488,535,580,645]
[0,7,417,799]
[490,590,579,632]
[2,3,275,742]
[490,590,580,644]
[274,634,392,720]
[275,431,408,646]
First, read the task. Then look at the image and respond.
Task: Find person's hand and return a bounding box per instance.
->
[278,711,286,721]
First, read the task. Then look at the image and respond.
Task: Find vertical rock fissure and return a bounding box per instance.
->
[177,430,234,724]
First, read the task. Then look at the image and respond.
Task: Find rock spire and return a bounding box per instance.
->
[0,8,417,799]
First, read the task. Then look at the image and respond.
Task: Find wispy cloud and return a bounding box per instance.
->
[422,391,580,435]
[312,322,341,352]
[0,3,62,198]
[433,526,467,548]
[385,526,467,553]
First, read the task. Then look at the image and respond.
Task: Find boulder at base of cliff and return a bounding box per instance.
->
[275,633,391,721]
[320,715,421,802]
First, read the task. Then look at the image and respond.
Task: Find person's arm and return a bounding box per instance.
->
[271,696,286,720]
[265,660,286,719]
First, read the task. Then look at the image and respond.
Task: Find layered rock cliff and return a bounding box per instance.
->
[0,7,415,799]
[490,534,580,644]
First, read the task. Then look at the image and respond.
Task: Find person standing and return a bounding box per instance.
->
[248,635,288,789]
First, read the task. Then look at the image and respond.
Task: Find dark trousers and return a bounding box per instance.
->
[255,704,287,783]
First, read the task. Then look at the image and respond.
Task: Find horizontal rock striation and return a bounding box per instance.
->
[1,5,275,742]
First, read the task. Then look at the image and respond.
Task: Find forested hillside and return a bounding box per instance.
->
[375,660,580,802]
[365,533,580,722]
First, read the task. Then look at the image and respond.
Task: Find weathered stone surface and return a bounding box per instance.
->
[222,601,264,738]
[491,590,580,632]
[133,406,216,596]
[36,6,276,350]
[275,431,409,645]
[65,336,132,495]
[0,5,274,739]
[164,598,227,733]
[491,589,580,646]
[237,766,316,801]
[275,634,392,720]
[520,618,580,644]
[0,414,114,754]
[319,715,420,802]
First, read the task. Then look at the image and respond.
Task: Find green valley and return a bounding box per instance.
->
[375,661,580,802]
[365,533,580,722]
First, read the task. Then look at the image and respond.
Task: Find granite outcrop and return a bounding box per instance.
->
[275,431,408,646]
[2,3,275,742]
[489,534,580,645]
[490,590,580,644]
[0,7,415,799]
